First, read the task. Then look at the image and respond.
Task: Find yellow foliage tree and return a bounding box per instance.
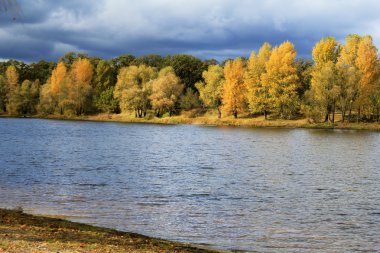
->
[149,67,183,117]
[336,35,362,122]
[195,65,224,118]
[114,65,157,117]
[312,37,339,65]
[306,37,340,122]
[262,41,299,118]
[355,36,379,120]
[67,58,93,115]
[222,58,246,118]
[5,65,20,114]
[245,43,272,119]
[50,62,68,114]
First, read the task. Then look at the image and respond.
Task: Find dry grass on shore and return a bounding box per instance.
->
[2,110,380,131]
[0,208,222,253]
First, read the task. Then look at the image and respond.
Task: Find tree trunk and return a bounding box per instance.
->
[233,111,238,119]
[331,103,335,123]
[348,103,352,123]
[217,107,221,119]
[324,113,329,123]
[357,107,361,123]
[264,110,267,120]
[342,110,346,123]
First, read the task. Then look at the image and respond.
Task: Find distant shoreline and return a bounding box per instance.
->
[1,113,380,131]
[0,208,222,253]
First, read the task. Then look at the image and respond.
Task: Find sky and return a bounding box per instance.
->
[0,0,379,63]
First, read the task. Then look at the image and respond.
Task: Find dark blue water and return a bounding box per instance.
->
[0,118,380,252]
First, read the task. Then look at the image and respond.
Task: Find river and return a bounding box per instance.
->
[0,118,379,252]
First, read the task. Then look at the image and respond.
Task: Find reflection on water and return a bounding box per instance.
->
[0,118,380,252]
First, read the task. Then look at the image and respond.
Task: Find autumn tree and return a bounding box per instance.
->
[261,41,299,118]
[149,67,183,117]
[195,65,224,118]
[5,65,20,114]
[67,58,94,115]
[114,65,157,117]
[245,43,272,119]
[336,35,362,122]
[305,37,340,122]
[355,36,379,121]
[0,75,6,112]
[222,58,246,118]
[51,62,68,114]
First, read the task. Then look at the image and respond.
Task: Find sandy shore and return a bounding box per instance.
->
[0,208,224,253]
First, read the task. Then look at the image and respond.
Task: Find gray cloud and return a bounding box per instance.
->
[0,0,379,62]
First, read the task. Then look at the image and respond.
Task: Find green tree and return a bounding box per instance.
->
[93,60,117,113]
[18,79,40,115]
[179,87,201,111]
[165,55,206,91]
[132,55,165,69]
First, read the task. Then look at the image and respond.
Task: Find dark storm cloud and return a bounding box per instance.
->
[0,0,379,62]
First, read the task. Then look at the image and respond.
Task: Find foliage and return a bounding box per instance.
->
[306,37,340,122]
[245,43,272,119]
[222,58,246,118]
[93,60,117,113]
[179,87,201,111]
[114,65,157,117]
[195,65,224,117]
[355,36,379,119]
[1,34,380,124]
[0,75,6,112]
[165,55,206,91]
[5,65,20,114]
[262,41,299,118]
[67,58,94,115]
[149,67,183,117]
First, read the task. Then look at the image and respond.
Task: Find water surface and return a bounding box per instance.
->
[0,118,379,252]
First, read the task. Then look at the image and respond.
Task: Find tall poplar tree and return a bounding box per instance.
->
[222,58,246,118]
[306,37,340,122]
[262,41,299,118]
[245,43,272,119]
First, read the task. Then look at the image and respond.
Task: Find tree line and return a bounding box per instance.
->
[0,34,379,123]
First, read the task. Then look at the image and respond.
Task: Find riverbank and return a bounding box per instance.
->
[0,208,222,253]
[2,112,380,131]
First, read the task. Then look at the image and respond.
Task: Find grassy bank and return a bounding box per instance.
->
[45,112,380,131]
[2,111,380,131]
[0,208,222,253]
